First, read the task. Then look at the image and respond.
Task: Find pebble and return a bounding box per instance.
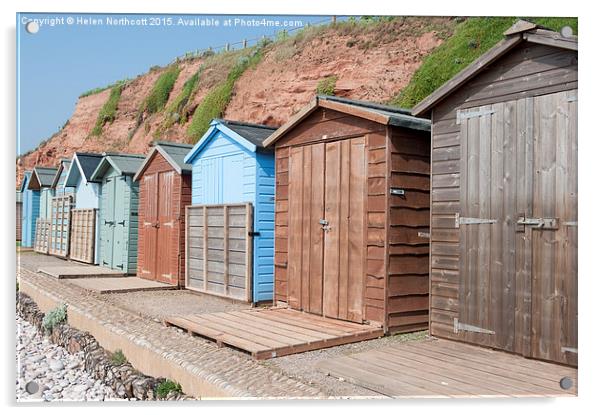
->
[16,316,120,402]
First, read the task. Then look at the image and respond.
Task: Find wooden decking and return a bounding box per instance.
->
[67,277,177,294]
[164,308,384,360]
[38,265,125,279]
[317,338,577,398]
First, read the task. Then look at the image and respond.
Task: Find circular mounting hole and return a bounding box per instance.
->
[560,26,573,38]
[25,21,40,34]
[559,376,573,390]
[25,380,39,394]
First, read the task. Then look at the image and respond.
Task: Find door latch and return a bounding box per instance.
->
[517,216,558,230]
[319,219,331,232]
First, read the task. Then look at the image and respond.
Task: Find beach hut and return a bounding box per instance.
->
[263,96,431,333]
[48,159,75,257]
[64,152,104,264]
[133,142,193,286]
[183,119,277,302]
[412,21,577,365]
[19,171,39,248]
[16,191,22,241]
[29,166,58,253]
[90,153,145,274]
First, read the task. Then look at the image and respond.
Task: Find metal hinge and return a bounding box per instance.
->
[564,221,578,227]
[561,347,578,354]
[457,109,495,123]
[567,96,578,103]
[418,231,430,238]
[455,213,497,228]
[454,318,495,335]
[390,188,405,197]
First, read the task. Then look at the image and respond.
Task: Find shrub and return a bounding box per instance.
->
[110,349,127,366]
[316,75,338,96]
[141,65,181,115]
[187,48,263,141]
[155,379,182,398]
[42,304,67,333]
[79,79,130,98]
[90,83,125,136]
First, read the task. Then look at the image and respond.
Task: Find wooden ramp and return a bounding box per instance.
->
[164,308,383,360]
[38,265,125,279]
[317,338,578,398]
[67,277,177,294]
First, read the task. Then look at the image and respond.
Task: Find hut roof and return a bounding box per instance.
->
[412,20,578,117]
[184,119,277,164]
[19,171,32,192]
[134,142,194,181]
[51,159,72,189]
[28,166,58,190]
[65,152,104,186]
[263,95,430,147]
[90,153,145,181]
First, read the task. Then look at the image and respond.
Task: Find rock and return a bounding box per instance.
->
[48,359,64,371]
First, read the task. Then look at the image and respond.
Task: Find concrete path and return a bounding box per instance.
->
[38,265,125,279]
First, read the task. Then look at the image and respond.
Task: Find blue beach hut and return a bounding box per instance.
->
[19,171,40,248]
[184,119,277,303]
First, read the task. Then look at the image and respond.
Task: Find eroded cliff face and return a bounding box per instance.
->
[17,17,454,186]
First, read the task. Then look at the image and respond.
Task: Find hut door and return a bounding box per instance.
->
[141,174,158,279]
[156,171,176,284]
[288,138,366,323]
[456,90,577,365]
[101,177,116,268]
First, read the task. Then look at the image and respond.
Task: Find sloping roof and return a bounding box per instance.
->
[412,20,578,117]
[51,159,72,188]
[90,153,145,181]
[28,166,58,190]
[134,142,194,181]
[263,95,431,147]
[65,152,104,186]
[19,171,32,192]
[184,119,277,164]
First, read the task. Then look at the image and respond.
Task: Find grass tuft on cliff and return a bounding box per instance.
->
[187,48,263,141]
[141,65,181,115]
[90,83,125,136]
[391,17,578,109]
[163,70,201,128]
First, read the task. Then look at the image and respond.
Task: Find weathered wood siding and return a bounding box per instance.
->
[49,195,72,257]
[386,126,431,333]
[69,208,96,263]
[428,41,578,366]
[186,203,253,302]
[16,202,22,241]
[34,218,51,254]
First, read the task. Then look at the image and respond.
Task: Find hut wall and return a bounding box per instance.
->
[428,42,578,344]
[386,126,431,333]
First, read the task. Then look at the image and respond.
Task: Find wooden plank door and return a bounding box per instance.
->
[288,138,366,323]
[323,138,366,323]
[157,171,175,284]
[529,90,578,366]
[287,143,325,314]
[101,177,116,268]
[112,177,127,271]
[457,90,578,365]
[457,102,520,351]
[140,174,158,279]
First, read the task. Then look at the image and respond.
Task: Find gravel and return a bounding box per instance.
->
[16,315,120,402]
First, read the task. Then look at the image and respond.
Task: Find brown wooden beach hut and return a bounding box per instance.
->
[133,142,193,287]
[263,95,431,333]
[412,20,578,366]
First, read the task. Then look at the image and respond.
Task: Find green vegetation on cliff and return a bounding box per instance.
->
[391,17,578,109]
[90,83,125,136]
